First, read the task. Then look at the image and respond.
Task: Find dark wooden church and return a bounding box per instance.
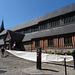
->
[0,3,75,52]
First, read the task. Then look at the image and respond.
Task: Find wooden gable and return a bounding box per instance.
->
[5,33,11,41]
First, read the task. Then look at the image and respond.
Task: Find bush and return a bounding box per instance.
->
[67,51,72,55]
[57,52,62,55]
[43,50,72,55]
[47,51,52,54]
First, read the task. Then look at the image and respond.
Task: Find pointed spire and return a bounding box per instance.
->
[0,20,5,32]
[1,20,4,29]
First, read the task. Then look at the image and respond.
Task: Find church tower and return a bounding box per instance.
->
[0,20,5,33]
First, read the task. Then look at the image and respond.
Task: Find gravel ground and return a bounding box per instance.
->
[0,51,75,75]
[0,51,35,75]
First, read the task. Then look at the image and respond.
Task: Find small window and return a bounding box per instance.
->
[51,20,60,28]
[21,30,25,34]
[25,29,30,34]
[64,36,72,45]
[70,16,74,22]
[64,14,75,24]
[48,38,54,46]
[31,26,39,32]
[35,40,40,48]
[40,24,48,30]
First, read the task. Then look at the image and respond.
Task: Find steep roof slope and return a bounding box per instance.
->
[0,3,75,37]
[22,23,75,42]
[6,3,75,31]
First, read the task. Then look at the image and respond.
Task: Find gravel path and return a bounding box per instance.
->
[0,51,75,75]
[0,51,35,75]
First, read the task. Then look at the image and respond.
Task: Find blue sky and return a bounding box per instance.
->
[0,0,75,29]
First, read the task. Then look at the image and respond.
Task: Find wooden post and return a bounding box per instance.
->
[64,58,67,75]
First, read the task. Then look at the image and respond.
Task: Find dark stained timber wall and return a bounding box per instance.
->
[31,33,75,50]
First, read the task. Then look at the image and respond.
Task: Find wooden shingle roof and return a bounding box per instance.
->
[5,30,24,41]
[0,3,75,36]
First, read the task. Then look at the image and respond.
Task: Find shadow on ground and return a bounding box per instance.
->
[41,68,59,72]
[0,70,7,74]
[45,62,73,67]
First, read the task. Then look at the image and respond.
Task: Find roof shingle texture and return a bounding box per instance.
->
[1,3,75,33]
[22,23,75,42]
[0,3,75,42]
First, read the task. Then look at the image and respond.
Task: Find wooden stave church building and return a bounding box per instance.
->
[0,3,75,51]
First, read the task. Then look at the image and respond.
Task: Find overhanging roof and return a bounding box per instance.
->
[0,23,75,43]
[5,30,24,41]
[0,29,9,36]
[22,23,75,42]
[8,3,75,31]
[0,3,75,37]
